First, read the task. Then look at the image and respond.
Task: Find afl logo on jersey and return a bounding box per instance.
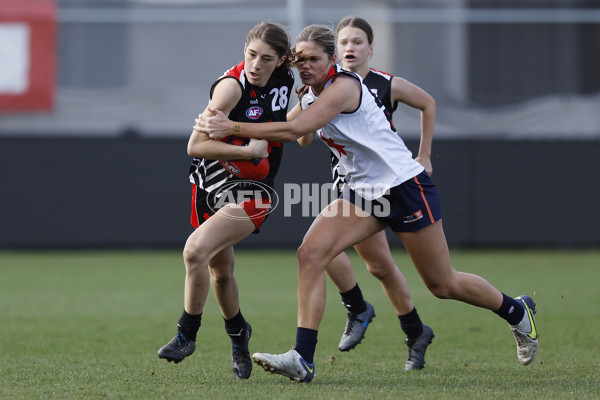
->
[246,106,263,120]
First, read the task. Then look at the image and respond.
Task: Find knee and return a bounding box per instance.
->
[428,284,451,299]
[297,242,314,265]
[210,269,233,287]
[210,260,235,285]
[425,280,455,299]
[297,242,325,274]
[182,240,209,273]
[365,261,393,281]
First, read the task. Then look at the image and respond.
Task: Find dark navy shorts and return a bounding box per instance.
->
[340,170,442,232]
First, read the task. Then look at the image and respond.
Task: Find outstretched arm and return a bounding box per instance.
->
[287,102,316,146]
[391,77,436,175]
[195,75,361,142]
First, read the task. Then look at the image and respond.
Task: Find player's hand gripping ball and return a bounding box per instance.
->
[219,136,270,181]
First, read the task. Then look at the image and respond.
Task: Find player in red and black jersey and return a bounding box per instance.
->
[157,22,294,379]
[189,59,292,195]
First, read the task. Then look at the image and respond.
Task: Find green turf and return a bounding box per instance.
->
[1,249,599,399]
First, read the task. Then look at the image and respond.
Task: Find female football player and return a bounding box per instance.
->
[156,21,294,380]
[195,24,538,383]
[294,16,437,371]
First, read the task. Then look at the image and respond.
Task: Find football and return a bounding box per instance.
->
[219,136,270,181]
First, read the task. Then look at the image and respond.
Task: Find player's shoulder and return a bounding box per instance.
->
[210,67,244,100]
[333,65,361,86]
[367,68,393,81]
[222,61,246,80]
[211,61,245,95]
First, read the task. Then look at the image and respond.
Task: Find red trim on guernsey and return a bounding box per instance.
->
[224,61,245,79]
[413,176,435,224]
[369,67,392,78]
[326,65,338,82]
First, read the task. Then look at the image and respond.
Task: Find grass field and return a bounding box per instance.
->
[1,249,599,399]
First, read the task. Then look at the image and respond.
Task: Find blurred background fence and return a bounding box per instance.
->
[1,0,599,248]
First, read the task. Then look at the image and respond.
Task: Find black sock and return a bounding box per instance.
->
[340,284,367,314]
[494,293,525,325]
[177,310,202,341]
[295,327,318,364]
[224,310,247,343]
[398,307,424,340]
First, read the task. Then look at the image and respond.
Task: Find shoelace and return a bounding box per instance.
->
[175,333,189,346]
[344,314,358,334]
[514,333,527,346]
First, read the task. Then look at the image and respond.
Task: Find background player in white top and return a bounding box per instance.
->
[196,24,539,383]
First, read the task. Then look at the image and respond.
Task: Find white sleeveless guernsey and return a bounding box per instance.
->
[301,66,424,200]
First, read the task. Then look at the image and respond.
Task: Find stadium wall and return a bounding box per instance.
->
[1,137,598,249]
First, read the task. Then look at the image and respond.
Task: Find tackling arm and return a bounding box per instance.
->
[287,103,316,146]
[197,75,360,142]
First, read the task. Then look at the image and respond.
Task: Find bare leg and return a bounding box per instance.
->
[397,219,503,310]
[182,204,256,315]
[354,230,415,315]
[398,220,540,366]
[296,199,386,329]
[325,252,358,293]
[325,229,416,316]
[209,246,241,320]
[159,204,256,365]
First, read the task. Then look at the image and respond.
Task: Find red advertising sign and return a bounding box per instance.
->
[0,0,56,111]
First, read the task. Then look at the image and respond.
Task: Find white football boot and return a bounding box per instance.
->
[511,295,538,365]
[252,349,315,383]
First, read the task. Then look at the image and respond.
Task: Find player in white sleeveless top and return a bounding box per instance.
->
[295,16,437,371]
[301,66,423,199]
[196,24,538,383]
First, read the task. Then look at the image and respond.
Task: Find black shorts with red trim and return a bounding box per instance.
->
[340,170,442,233]
[190,183,272,233]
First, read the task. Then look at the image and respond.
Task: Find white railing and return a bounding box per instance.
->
[58,7,600,24]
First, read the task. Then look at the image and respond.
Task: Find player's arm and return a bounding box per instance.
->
[391,77,436,175]
[287,103,316,146]
[297,132,316,146]
[187,78,268,160]
[197,75,360,142]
